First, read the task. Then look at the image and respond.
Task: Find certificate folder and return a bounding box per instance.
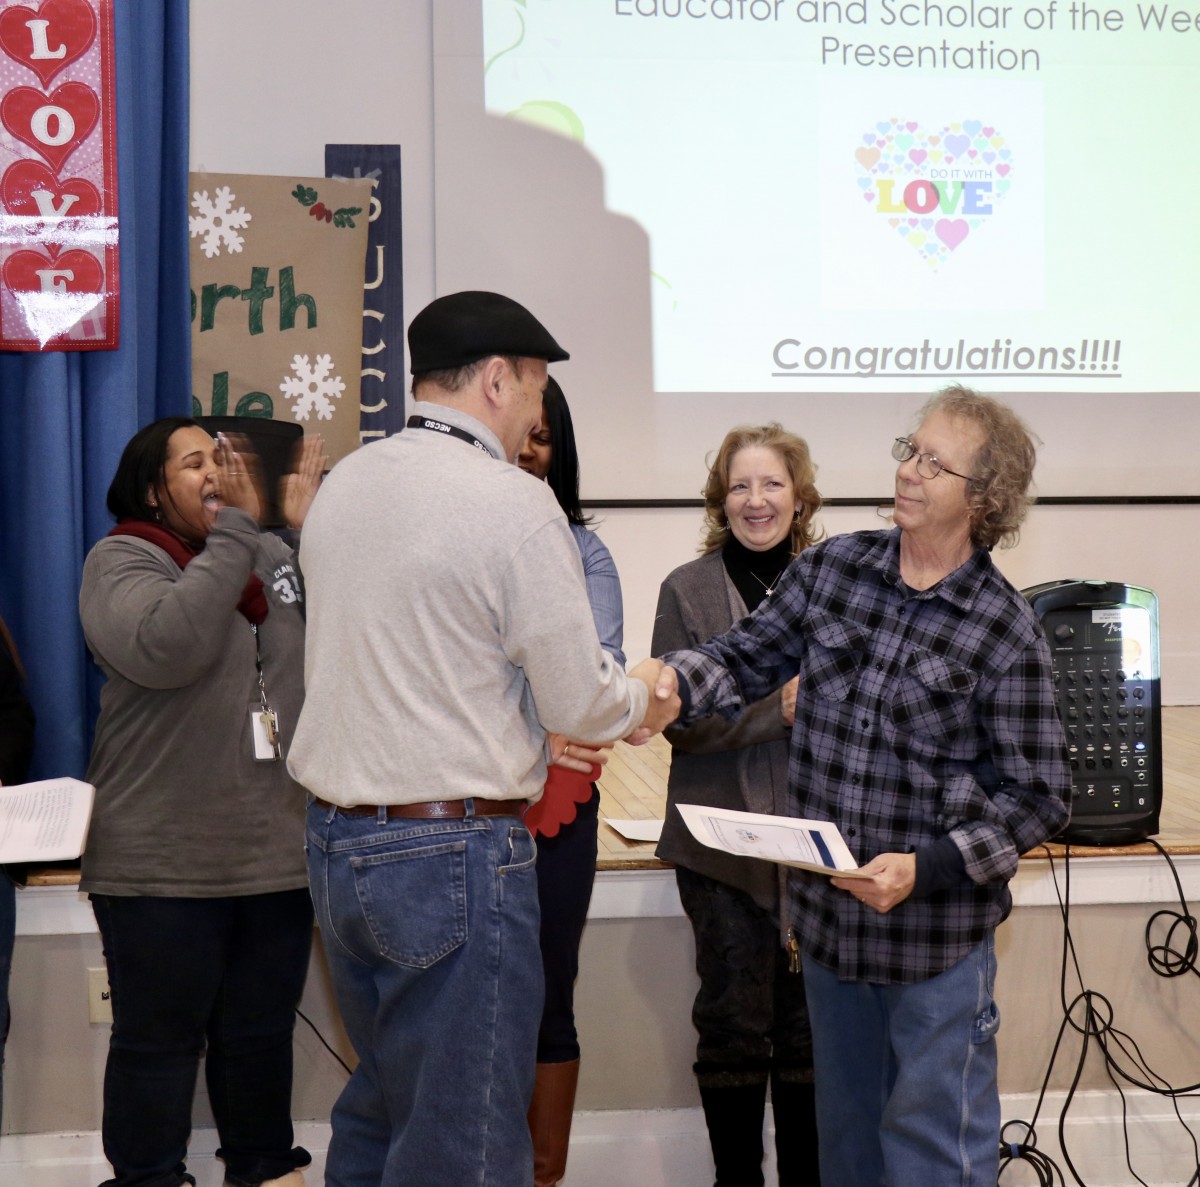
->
[676,803,872,879]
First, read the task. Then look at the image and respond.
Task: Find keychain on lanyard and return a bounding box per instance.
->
[249,623,282,761]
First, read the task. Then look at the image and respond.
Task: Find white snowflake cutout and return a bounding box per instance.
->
[279,354,346,421]
[189,186,252,258]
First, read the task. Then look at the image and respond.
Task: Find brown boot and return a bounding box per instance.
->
[528,1058,580,1187]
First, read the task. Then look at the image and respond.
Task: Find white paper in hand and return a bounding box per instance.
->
[0,778,96,863]
[675,803,872,878]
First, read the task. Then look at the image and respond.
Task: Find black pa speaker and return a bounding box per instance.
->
[196,416,303,529]
[1023,580,1162,846]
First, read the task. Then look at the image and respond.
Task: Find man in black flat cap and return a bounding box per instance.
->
[290,291,679,1187]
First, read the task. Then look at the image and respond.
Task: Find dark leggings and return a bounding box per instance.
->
[534,787,599,1063]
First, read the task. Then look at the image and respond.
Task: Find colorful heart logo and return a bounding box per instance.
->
[0,159,102,220]
[0,81,99,172]
[853,119,1015,269]
[935,220,969,250]
[0,0,97,88]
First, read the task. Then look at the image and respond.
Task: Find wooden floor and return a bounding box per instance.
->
[597,704,1200,870]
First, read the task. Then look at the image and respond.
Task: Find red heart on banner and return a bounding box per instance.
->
[0,0,97,88]
[0,82,100,173]
[2,247,103,295]
[0,159,102,220]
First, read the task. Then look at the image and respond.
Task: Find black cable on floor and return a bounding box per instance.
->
[999,842,1200,1186]
[295,1005,354,1077]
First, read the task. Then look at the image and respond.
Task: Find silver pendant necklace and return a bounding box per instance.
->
[751,565,790,599]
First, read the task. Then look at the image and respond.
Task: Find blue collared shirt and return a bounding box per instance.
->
[572,523,625,668]
[663,528,1071,984]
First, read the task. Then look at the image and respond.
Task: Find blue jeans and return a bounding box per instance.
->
[802,935,1000,1187]
[91,890,314,1187]
[306,800,543,1187]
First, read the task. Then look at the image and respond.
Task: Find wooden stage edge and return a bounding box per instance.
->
[596,704,1200,871]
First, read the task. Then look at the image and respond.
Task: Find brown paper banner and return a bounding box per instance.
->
[189,172,372,465]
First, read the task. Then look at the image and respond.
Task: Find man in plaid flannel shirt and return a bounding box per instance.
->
[662,387,1070,1186]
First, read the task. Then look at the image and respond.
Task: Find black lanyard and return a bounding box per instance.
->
[406,415,490,454]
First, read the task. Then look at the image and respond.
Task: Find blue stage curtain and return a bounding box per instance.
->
[0,1,191,780]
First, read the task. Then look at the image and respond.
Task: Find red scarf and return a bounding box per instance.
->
[108,519,268,625]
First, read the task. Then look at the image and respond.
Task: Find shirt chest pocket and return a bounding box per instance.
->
[888,650,978,740]
[803,613,869,703]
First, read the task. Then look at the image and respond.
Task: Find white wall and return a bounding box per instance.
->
[599,502,1200,704]
[190,0,1200,705]
[190,2,438,334]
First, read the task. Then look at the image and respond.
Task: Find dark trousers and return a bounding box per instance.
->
[534,788,599,1063]
[0,872,13,1130]
[91,889,314,1187]
[675,866,813,1076]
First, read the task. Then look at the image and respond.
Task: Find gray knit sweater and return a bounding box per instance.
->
[288,402,648,807]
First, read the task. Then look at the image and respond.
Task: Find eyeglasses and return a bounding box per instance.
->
[891,437,975,482]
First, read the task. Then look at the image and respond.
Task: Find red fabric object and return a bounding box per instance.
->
[107,519,268,624]
[525,761,600,839]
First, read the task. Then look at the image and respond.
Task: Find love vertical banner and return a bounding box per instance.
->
[0,0,118,351]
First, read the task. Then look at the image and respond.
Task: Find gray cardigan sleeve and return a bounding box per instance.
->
[652,553,790,907]
[652,565,788,755]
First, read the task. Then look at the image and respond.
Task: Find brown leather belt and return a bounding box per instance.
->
[313,797,525,820]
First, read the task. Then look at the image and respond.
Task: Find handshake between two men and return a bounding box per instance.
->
[550,659,681,775]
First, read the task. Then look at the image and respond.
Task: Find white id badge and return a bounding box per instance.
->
[250,707,282,762]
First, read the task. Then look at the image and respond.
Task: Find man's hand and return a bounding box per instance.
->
[780,675,799,728]
[549,733,612,774]
[625,659,681,744]
[831,852,916,914]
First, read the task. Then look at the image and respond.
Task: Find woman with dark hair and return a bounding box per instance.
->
[517,377,622,1187]
[0,614,35,1133]
[79,417,326,1187]
[653,423,823,1187]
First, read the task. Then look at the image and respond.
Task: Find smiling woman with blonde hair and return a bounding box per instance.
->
[654,422,823,1187]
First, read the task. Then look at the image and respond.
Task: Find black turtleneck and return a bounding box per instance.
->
[721,533,795,614]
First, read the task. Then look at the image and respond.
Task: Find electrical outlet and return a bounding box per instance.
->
[87,966,113,1024]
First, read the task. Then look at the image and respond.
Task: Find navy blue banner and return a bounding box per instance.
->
[325,144,404,441]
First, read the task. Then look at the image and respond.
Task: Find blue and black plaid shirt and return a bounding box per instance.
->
[664,528,1071,984]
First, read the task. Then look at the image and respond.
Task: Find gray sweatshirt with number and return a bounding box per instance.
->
[79,509,308,896]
